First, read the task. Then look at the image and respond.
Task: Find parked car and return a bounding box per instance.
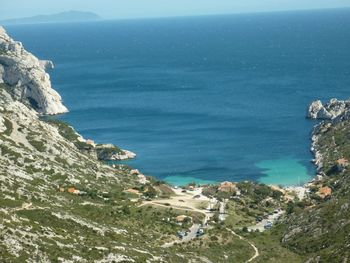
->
[256,216,263,222]
[264,222,273,230]
[177,231,185,239]
[196,228,204,237]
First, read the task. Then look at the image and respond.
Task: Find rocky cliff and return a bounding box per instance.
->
[3,26,350,263]
[280,100,350,262]
[1,28,252,263]
[0,26,67,115]
[307,98,350,120]
[0,28,172,262]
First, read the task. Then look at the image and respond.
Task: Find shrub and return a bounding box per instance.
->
[3,118,13,136]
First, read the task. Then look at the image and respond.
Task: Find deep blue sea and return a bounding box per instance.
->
[6,9,350,186]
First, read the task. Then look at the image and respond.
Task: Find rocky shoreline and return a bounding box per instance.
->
[307,98,350,120]
[0,23,331,188]
[0,26,136,163]
[1,22,350,262]
[307,98,350,180]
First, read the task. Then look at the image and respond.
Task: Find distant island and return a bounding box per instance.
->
[0,11,101,25]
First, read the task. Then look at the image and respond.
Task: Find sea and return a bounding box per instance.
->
[5,8,350,186]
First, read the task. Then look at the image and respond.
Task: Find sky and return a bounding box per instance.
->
[1,0,350,20]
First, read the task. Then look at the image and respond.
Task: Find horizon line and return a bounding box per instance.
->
[102,6,350,22]
[1,6,350,26]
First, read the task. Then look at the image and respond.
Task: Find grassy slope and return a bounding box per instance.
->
[0,87,265,262]
[281,120,350,261]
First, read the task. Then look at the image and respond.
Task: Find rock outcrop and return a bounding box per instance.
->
[39,60,54,70]
[307,98,350,120]
[307,100,333,119]
[0,26,67,115]
[308,99,350,172]
[110,149,136,160]
[2,26,276,263]
[91,143,136,161]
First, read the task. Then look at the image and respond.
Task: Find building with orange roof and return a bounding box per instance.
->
[336,158,349,172]
[218,181,237,193]
[336,158,349,165]
[67,187,76,194]
[318,186,332,199]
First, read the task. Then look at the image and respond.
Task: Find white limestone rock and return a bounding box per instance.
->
[325,98,348,118]
[0,64,4,83]
[111,149,136,160]
[307,99,350,120]
[0,26,68,115]
[307,100,333,119]
[39,60,54,70]
[0,115,6,133]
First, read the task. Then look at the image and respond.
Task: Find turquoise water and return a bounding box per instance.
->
[256,158,311,186]
[162,176,217,187]
[6,9,350,186]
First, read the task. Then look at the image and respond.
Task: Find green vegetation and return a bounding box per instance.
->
[3,117,13,136]
[42,118,93,151]
[170,226,255,262]
[0,48,7,55]
[247,224,303,262]
[95,144,123,160]
[2,48,350,261]
[279,120,350,261]
[203,182,284,228]
[0,144,22,160]
[43,118,123,160]
[28,139,46,152]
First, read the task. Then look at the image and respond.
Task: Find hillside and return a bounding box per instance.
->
[0,26,279,262]
[1,25,350,262]
[280,100,350,262]
[0,11,101,25]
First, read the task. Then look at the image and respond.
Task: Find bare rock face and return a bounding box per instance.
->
[307,99,350,120]
[307,100,332,119]
[39,60,55,70]
[0,26,68,115]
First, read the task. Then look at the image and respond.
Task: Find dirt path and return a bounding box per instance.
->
[139,194,259,262]
[138,201,210,220]
[139,200,215,248]
[248,211,284,232]
[226,228,259,263]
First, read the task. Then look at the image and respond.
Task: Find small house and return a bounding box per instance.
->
[86,139,96,147]
[336,158,349,172]
[318,186,332,199]
[218,181,237,193]
[67,187,76,194]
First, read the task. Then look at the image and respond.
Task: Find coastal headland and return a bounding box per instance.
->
[1,25,350,262]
